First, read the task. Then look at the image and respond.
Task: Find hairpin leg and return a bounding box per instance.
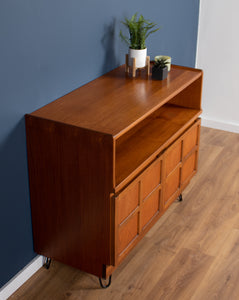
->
[43,257,52,269]
[178,194,183,202]
[99,275,112,288]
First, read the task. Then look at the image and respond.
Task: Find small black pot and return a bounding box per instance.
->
[152,66,168,80]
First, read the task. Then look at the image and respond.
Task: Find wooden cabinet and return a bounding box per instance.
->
[25,64,203,281]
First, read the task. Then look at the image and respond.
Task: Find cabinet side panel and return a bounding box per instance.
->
[168,76,202,110]
[25,115,114,277]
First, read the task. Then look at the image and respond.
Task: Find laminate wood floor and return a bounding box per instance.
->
[9,127,239,300]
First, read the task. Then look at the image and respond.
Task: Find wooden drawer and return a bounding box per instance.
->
[141,158,161,200]
[118,213,138,255]
[141,189,161,229]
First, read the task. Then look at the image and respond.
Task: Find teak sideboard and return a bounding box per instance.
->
[25,64,203,285]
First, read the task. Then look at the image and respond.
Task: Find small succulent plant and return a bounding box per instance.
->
[153,58,169,70]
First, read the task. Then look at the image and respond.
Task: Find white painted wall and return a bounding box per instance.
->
[196,0,239,133]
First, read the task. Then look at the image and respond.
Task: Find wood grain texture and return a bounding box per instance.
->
[168,76,203,110]
[30,65,202,138]
[12,127,239,300]
[25,115,114,277]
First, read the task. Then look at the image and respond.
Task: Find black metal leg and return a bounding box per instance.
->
[178,194,183,202]
[43,257,52,269]
[99,275,112,288]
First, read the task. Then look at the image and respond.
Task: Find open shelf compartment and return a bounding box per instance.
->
[115,104,201,188]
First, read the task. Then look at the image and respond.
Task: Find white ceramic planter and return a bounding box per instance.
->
[129,48,147,68]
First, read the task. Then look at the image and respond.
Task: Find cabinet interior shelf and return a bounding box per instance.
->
[115,104,201,187]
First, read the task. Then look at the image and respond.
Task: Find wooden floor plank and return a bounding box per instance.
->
[191,229,239,300]
[146,248,213,300]
[9,127,239,300]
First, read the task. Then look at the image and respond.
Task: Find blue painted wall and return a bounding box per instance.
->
[0,0,199,288]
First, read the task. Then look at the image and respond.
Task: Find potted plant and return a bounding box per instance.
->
[152,57,169,80]
[120,13,159,68]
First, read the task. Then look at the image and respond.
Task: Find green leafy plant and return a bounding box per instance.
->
[120,13,159,50]
[153,57,169,70]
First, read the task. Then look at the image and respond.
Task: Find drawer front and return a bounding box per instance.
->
[165,139,182,177]
[141,189,161,229]
[141,159,161,200]
[118,213,138,255]
[118,181,139,224]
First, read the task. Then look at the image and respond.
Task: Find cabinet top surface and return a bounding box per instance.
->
[30,65,202,138]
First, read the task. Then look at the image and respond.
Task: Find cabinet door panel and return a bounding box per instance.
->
[183,124,198,158]
[141,159,161,200]
[182,151,197,184]
[118,213,138,255]
[141,189,161,229]
[165,140,182,177]
[164,166,180,207]
[118,181,139,224]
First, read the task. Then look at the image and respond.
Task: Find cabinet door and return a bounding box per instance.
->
[182,123,198,158]
[115,156,162,262]
[164,139,182,177]
[181,120,200,189]
[162,119,201,209]
[118,213,139,255]
[118,180,139,225]
[181,151,197,186]
[141,160,161,200]
[141,189,161,229]
[164,165,181,209]
[163,139,182,208]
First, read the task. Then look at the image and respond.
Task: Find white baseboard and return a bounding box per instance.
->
[0,255,44,300]
[201,117,239,134]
